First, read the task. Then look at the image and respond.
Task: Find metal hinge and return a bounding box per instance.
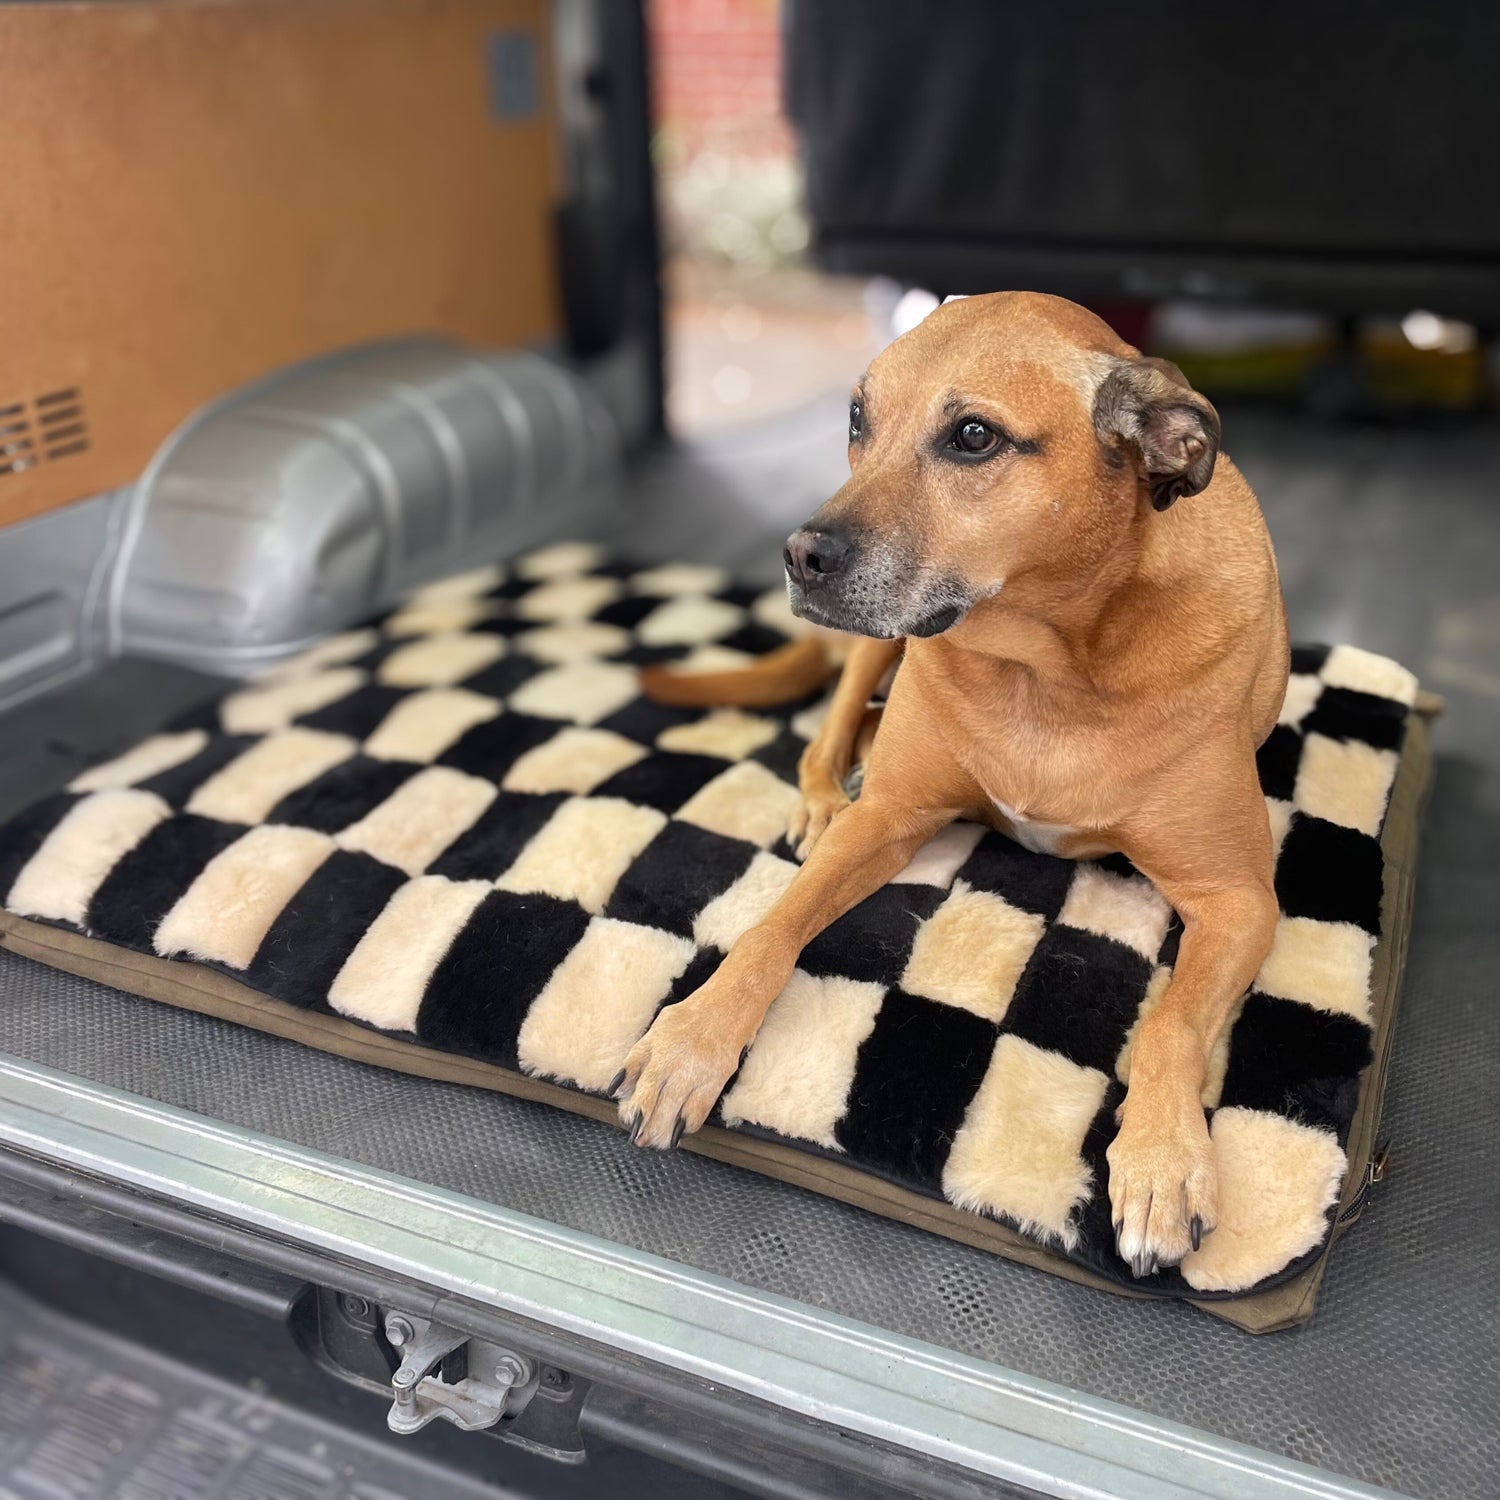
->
[383,1311,538,1436]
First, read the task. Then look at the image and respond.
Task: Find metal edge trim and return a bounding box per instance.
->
[0,1052,1411,1500]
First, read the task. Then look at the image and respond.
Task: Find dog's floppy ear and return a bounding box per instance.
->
[1092,356,1221,511]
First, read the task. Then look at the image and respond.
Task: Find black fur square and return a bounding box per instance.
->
[718,622,791,657]
[437,712,564,779]
[597,698,702,746]
[267,755,417,832]
[750,729,804,785]
[663,947,725,1005]
[87,814,248,950]
[954,831,1075,921]
[1255,724,1303,803]
[605,820,757,938]
[416,890,591,1065]
[1003,926,1153,1075]
[296,684,410,740]
[1072,1077,1131,1261]
[836,988,996,1188]
[458,655,547,699]
[1276,815,1384,934]
[137,734,260,808]
[1219,994,1373,1138]
[798,883,946,983]
[245,851,407,1009]
[591,752,727,813]
[0,791,82,902]
[1302,686,1407,752]
[612,643,685,667]
[428,791,569,882]
[592,594,661,631]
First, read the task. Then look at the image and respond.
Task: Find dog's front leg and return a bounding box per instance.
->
[1107,875,1279,1276]
[790,635,902,859]
[617,795,951,1148]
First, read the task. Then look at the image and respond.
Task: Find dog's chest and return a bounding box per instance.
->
[987,797,1082,856]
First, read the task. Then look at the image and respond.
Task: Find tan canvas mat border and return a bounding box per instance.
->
[0,709,1435,1334]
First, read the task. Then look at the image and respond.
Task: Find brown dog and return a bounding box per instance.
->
[618,291,1289,1277]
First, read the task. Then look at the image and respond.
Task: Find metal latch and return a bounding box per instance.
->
[384,1311,538,1436]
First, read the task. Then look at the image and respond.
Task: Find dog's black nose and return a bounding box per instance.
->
[784,529,851,586]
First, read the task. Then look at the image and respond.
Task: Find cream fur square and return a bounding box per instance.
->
[1256,916,1374,1022]
[336,766,496,875]
[377,631,506,689]
[514,540,606,580]
[943,1035,1109,1249]
[384,597,500,638]
[720,971,887,1147]
[657,709,781,761]
[789,697,831,742]
[1179,1107,1346,1293]
[187,728,356,824]
[496,797,666,914]
[69,730,209,793]
[220,667,367,734]
[518,917,696,1090]
[1277,673,1323,728]
[507,661,640,725]
[1294,732,1399,837]
[901,881,1044,1021]
[891,822,987,888]
[676,761,802,847]
[364,689,502,763]
[629,561,731,596]
[7,789,172,925]
[502,727,648,795]
[512,575,624,623]
[514,621,633,664]
[1056,864,1173,960]
[693,850,799,951]
[154,824,335,968]
[1320,644,1418,707]
[666,645,757,676]
[1266,796,1296,863]
[330,875,491,1032]
[636,595,747,647]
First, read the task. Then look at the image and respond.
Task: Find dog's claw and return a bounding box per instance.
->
[1190,1214,1203,1252]
[669,1115,686,1149]
[1131,1251,1157,1280]
[606,1068,627,1099]
[629,1111,644,1145]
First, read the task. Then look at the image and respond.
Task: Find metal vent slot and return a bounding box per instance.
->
[0,401,36,476]
[0,388,92,468]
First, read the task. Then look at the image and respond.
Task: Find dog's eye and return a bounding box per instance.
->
[848,400,864,442]
[951,419,1000,456]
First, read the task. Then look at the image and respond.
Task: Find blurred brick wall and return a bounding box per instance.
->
[648,0,793,159]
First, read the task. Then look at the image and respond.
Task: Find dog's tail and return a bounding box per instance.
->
[637,636,836,708]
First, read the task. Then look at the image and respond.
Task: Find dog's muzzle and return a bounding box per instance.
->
[783,527,972,640]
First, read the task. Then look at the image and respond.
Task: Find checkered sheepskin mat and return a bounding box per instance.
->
[0,542,1424,1304]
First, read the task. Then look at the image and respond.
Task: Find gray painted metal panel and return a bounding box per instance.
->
[0,341,622,707]
[109,341,622,676]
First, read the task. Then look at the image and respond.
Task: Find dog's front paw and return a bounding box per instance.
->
[787,783,850,861]
[1106,1100,1217,1278]
[613,1000,745,1150]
